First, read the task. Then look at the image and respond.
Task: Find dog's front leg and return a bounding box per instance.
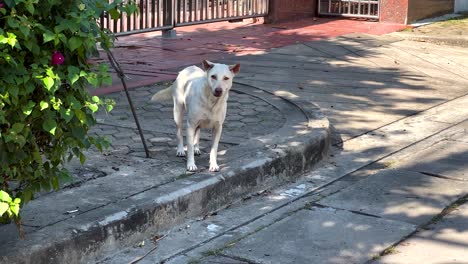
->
[194,127,202,156]
[209,124,222,172]
[186,124,198,172]
[174,103,186,157]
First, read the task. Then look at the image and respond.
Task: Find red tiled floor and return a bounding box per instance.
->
[93,17,406,96]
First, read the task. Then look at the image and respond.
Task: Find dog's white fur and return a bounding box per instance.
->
[151,60,240,172]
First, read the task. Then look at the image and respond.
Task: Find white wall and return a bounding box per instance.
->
[455,0,468,13]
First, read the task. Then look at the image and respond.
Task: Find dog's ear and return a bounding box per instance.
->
[229,63,240,75]
[202,60,214,71]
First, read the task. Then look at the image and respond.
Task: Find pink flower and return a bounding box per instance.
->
[0,2,4,8]
[51,51,65,65]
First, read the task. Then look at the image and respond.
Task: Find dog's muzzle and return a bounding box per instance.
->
[214,88,222,97]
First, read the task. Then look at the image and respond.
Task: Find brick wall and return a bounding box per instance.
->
[407,0,455,23]
[379,0,409,24]
[265,0,317,23]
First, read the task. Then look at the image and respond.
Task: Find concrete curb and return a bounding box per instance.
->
[0,84,330,264]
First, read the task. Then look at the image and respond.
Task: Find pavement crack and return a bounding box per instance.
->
[418,171,468,182]
[364,194,468,264]
[309,203,383,219]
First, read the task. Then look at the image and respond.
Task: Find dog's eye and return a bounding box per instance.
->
[223,77,230,81]
[211,75,217,80]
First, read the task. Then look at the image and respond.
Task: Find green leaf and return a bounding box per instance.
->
[42,118,57,135]
[22,101,36,115]
[92,96,100,103]
[9,86,19,97]
[22,189,33,204]
[19,26,30,38]
[109,8,121,20]
[10,203,19,217]
[79,152,86,164]
[32,150,42,163]
[16,135,26,147]
[42,76,54,91]
[68,36,83,51]
[67,95,82,109]
[6,17,19,28]
[43,31,55,43]
[0,191,12,203]
[6,32,18,48]
[12,123,24,133]
[74,109,86,124]
[0,202,8,216]
[60,108,74,122]
[102,75,112,86]
[25,1,35,14]
[88,103,98,113]
[86,73,99,87]
[40,101,49,110]
[51,177,59,190]
[106,104,114,112]
[13,198,21,204]
[71,126,85,139]
[68,66,80,85]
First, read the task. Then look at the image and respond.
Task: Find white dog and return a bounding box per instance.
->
[151,60,240,172]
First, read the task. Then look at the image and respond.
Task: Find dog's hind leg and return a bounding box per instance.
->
[174,102,186,157]
[209,125,222,172]
[193,127,202,156]
[186,124,198,172]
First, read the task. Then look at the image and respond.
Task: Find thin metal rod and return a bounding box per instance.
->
[106,50,150,158]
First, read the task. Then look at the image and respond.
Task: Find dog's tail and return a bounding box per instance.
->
[151,86,172,102]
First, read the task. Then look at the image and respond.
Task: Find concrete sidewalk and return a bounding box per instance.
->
[100,35,468,264]
[1,17,468,264]
[92,17,406,95]
[110,118,467,264]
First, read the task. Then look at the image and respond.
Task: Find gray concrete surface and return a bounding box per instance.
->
[2,29,468,264]
[97,34,468,264]
[375,201,468,264]
[319,169,468,225]
[223,208,414,264]
[100,120,467,264]
[0,81,329,264]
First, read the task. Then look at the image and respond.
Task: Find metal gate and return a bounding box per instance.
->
[101,0,269,36]
[318,0,379,19]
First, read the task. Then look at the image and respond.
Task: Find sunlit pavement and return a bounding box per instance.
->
[92,17,406,95]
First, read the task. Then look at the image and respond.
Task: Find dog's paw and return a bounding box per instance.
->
[209,163,220,172]
[176,150,186,157]
[194,148,202,156]
[187,163,198,172]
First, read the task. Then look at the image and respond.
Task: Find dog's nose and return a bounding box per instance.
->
[214,88,222,97]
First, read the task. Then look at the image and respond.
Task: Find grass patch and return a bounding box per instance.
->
[201,248,223,257]
[428,194,468,225]
[175,172,190,180]
[443,13,468,24]
[432,13,468,28]
[382,246,399,256]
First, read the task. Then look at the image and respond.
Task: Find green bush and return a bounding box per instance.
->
[0,0,136,228]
